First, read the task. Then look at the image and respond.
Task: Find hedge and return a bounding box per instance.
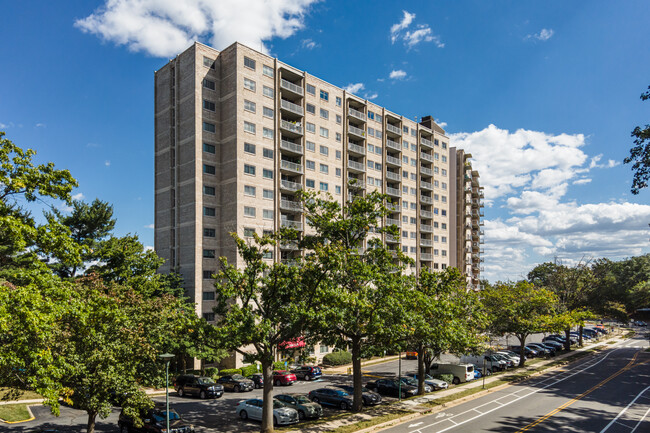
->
[273,360,290,370]
[323,351,352,366]
[219,368,242,376]
[204,367,219,378]
[240,365,259,376]
[432,374,454,384]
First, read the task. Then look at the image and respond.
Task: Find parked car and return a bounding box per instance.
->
[582,328,599,338]
[405,373,449,390]
[527,343,556,356]
[510,345,537,358]
[273,370,297,386]
[497,351,523,366]
[492,353,516,367]
[366,378,418,398]
[275,393,323,420]
[217,374,254,392]
[399,376,432,393]
[405,351,418,360]
[118,406,195,433]
[308,387,354,410]
[291,365,322,381]
[247,373,264,389]
[571,331,592,341]
[174,375,224,399]
[541,339,564,350]
[471,363,490,377]
[336,385,383,406]
[236,398,299,426]
[634,320,647,327]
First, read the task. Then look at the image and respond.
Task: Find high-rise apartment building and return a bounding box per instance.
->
[154,42,482,365]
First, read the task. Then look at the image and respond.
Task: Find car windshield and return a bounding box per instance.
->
[295,396,310,403]
[153,410,180,422]
[231,374,245,380]
[197,377,215,385]
[273,400,285,409]
[401,377,418,386]
[335,390,349,396]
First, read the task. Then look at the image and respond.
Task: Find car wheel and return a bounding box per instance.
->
[178,387,185,397]
[298,410,305,420]
[452,377,460,385]
[275,379,282,386]
[239,410,248,420]
[340,401,349,410]
[256,382,261,389]
[199,390,206,399]
[305,375,311,381]
[234,385,240,393]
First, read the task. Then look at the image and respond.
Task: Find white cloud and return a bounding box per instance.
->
[389,10,442,49]
[35,123,46,128]
[389,69,407,80]
[72,193,85,201]
[436,119,447,129]
[526,28,554,42]
[105,160,111,167]
[364,92,378,100]
[573,178,592,185]
[301,38,318,50]
[343,82,365,94]
[75,0,319,57]
[145,223,155,229]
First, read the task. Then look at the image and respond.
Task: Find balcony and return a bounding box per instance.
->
[420,195,433,204]
[420,224,433,233]
[386,217,401,227]
[279,241,299,250]
[386,171,401,182]
[420,210,432,218]
[420,166,433,176]
[386,139,401,151]
[420,181,433,190]
[348,142,366,155]
[280,199,303,212]
[348,107,366,122]
[280,160,303,174]
[280,99,304,116]
[387,202,401,212]
[348,178,365,189]
[420,253,433,261]
[280,120,303,135]
[420,152,433,163]
[280,179,301,192]
[386,123,402,136]
[280,79,303,96]
[347,160,366,173]
[420,238,432,247]
[386,187,401,197]
[281,220,303,231]
[421,137,433,148]
[280,140,303,155]
[348,124,366,138]
[386,234,400,244]
[386,155,401,167]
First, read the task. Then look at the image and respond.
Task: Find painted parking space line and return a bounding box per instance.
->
[600,385,650,433]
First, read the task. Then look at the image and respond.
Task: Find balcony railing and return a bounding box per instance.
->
[280,179,301,191]
[420,238,432,247]
[387,203,401,212]
[386,234,400,243]
[386,171,401,181]
[281,220,303,230]
[420,224,433,233]
[281,160,303,173]
[348,142,366,155]
[420,166,432,176]
[348,124,366,138]
[420,137,433,148]
[386,139,401,151]
[280,140,303,155]
[348,178,365,189]
[280,99,304,116]
[280,79,303,95]
[280,241,299,250]
[386,123,402,135]
[281,120,303,134]
[420,253,433,261]
[420,210,432,218]
[386,218,401,227]
[420,195,433,204]
[347,160,366,172]
[280,199,303,211]
[386,155,401,166]
[420,181,433,190]
[420,152,433,163]
[386,187,401,197]
[348,107,366,121]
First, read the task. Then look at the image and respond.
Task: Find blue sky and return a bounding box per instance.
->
[1,1,649,281]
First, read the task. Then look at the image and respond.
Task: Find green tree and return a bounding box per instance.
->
[482,281,560,366]
[297,190,413,411]
[624,85,650,194]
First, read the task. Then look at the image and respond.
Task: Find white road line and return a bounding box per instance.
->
[411,348,622,433]
[630,406,650,433]
[600,385,650,433]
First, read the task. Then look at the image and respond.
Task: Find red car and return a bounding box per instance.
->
[273,370,297,386]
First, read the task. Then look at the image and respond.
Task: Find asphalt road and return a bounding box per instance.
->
[381,333,650,433]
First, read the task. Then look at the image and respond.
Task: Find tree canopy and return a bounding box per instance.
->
[624,85,650,194]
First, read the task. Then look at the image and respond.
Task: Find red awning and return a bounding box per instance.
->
[280,337,306,349]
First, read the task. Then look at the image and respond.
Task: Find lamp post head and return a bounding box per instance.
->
[158,353,174,362]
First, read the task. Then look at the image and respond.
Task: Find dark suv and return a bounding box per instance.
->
[291,365,322,381]
[174,375,224,399]
[118,407,194,433]
[217,374,254,392]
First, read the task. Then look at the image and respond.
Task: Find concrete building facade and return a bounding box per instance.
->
[154,41,482,365]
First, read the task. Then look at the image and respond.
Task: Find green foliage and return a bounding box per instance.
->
[273,361,288,370]
[240,365,258,376]
[322,351,353,366]
[204,367,219,378]
[432,374,454,384]
[624,85,650,194]
[219,369,242,376]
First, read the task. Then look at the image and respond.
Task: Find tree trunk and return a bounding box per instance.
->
[518,337,526,367]
[564,328,571,351]
[261,357,275,433]
[417,342,425,395]
[351,337,363,412]
[86,411,97,433]
[578,324,583,347]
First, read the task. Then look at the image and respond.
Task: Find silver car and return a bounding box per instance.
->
[406,373,449,390]
[236,398,299,426]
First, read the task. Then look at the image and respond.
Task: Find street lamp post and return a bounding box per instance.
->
[398,351,402,401]
[158,353,175,433]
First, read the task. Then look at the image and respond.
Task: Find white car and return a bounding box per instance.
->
[236,398,299,426]
[406,373,449,390]
[497,351,523,366]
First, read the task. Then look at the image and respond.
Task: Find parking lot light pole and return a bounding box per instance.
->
[158,353,175,433]
[398,352,402,401]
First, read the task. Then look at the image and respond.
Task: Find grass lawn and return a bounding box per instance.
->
[0,387,42,401]
[0,404,32,422]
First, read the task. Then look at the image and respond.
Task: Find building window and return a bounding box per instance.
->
[335,150,341,160]
[320,90,329,101]
[203,143,215,154]
[320,108,329,119]
[203,99,216,111]
[411,158,416,166]
[410,217,416,224]
[441,223,447,229]
[441,209,447,216]
[263,209,273,220]
[244,185,256,196]
[263,148,273,159]
[441,250,447,257]
[244,56,256,70]
[442,155,447,163]
[410,188,416,195]
[263,189,273,199]
[410,202,416,210]
[335,168,341,177]
[403,171,408,178]
[204,207,215,216]
[263,169,273,179]
[306,160,315,170]
[244,206,256,217]
[441,236,447,243]
[368,111,374,120]
[306,141,315,152]
[320,127,329,138]
[376,114,382,122]
[203,79,216,90]
[319,145,329,156]
[203,122,216,133]
[203,164,216,175]
[336,132,342,142]
[244,142,256,154]
[306,122,316,133]
[335,185,341,194]
[411,143,417,152]
[204,228,216,237]
[244,121,256,134]
[204,185,215,196]
[306,84,316,95]
[263,127,274,139]
[263,250,273,259]
[203,56,215,68]
[263,64,274,77]
[263,86,274,98]
[203,312,215,321]
[402,186,408,194]
[403,201,408,209]
[263,107,274,118]
[442,182,447,190]
[403,126,409,133]
[306,103,316,115]
[244,164,255,175]
[244,100,256,113]
[442,142,447,149]
[375,162,382,171]
[244,77,256,91]
[402,246,408,252]
[402,155,409,164]
[411,173,416,181]
[319,182,328,191]
[336,114,342,124]
[244,227,256,237]
[441,195,447,203]
[320,163,329,174]
[203,270,214,279]
[202,291,215,301]
[306,179,315,188]
[335,96,342,107]
[320,345,329,353]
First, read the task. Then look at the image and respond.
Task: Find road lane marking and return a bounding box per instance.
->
[630,406,650,433]
[599,385,650,433]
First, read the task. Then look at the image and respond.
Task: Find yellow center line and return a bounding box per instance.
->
[516,351,648,433]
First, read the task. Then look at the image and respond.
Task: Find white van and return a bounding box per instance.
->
[429,363,474,385]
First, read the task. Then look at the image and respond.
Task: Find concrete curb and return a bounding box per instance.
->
[0,402,36,424]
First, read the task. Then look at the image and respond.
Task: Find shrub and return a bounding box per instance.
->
[273,361,290,370]
[204,367,219,378]
[432,374,454,384]
[322,351,352,366]
[219,368,242,376]
[240,365,259,377]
